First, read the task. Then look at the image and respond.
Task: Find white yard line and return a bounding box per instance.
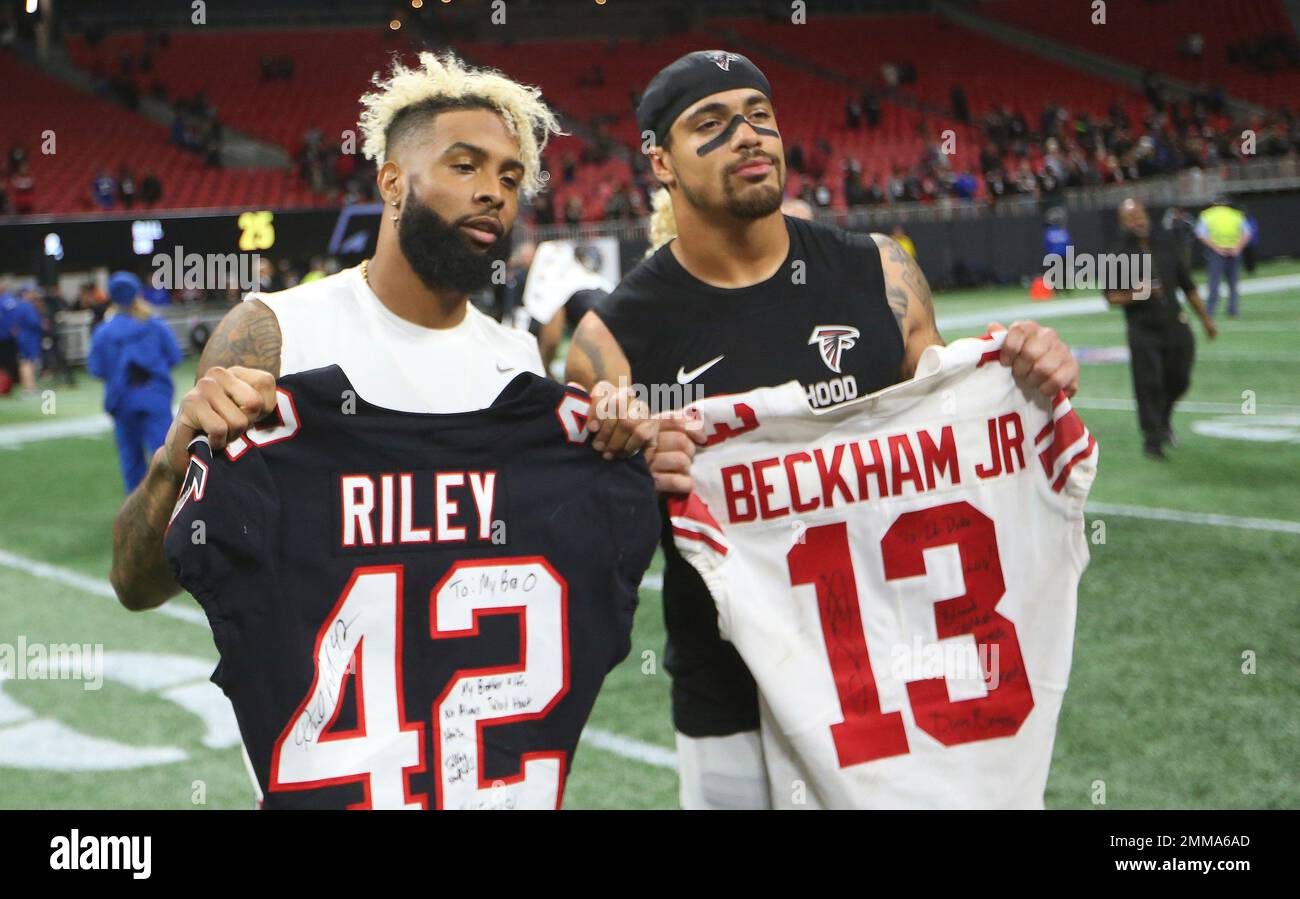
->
[1059,321,1300,333]
[1071,398,1300,414]
[580,727,677,770]
[938,296,1109,330]
[0,547,207,625]
[1182,353,1300,363]
[938,272,1300,332]
[0,415,112,449]
[1085,502,1300,535]
[1075,349,1300,364]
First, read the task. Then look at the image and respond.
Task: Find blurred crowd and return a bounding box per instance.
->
[788,81,1300,212]
[5,20,1298,224]
[1,279,86,395]
[520,67,1300,223]
[294,126,381,206]
[0,135,170,215]
[0,255,345,397]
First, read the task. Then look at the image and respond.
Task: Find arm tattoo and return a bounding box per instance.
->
[886,282,909,333]
[572,325,609,384]
[197,299,281,378]
[875,235,936,338]
[111,463,185,609]
[900,251,932,312]
[110,299,281,610]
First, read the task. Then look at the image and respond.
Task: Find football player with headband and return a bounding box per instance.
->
[567,48,1083,809]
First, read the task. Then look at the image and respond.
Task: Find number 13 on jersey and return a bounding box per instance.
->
[787,501,1034,768]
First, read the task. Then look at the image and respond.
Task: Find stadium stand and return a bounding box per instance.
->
[0,50,327,214]
[980,0,1300,109]
[5,3,1295,218]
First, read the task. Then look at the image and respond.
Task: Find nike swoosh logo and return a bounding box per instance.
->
[496,363,516,373]
[676,354,725,384]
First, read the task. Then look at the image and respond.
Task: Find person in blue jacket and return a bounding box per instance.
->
[0,288,19,393]
[87,272,183,492]
[12,288,45,394]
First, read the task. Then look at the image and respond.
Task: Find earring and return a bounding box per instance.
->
[391,199,399,224]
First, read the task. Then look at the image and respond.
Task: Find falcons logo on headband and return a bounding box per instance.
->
[709,51,741,71]
[808,325,860,374]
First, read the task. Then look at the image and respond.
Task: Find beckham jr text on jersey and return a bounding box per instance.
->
[164,366,658,809]
[668,331,1099,809]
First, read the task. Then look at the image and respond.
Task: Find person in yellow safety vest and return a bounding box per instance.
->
[890,223,916,259]
[1195,198,1253,318]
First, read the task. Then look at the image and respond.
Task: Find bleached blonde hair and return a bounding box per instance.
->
[359,50,564,198]
[645,186,677,256]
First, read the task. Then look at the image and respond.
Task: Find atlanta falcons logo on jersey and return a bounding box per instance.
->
[808,325,860,374]
[709,51,741,71]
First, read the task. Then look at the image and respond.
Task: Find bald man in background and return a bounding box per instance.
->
[1105,199,1216,459]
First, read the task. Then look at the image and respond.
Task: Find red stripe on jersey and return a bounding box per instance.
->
[1038,406,1088,475]
[666,492,724,533]
[671,525,729,557]
[1052,434,1097,493]
[976,349,1002,367]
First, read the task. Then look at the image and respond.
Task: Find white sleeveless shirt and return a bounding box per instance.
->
[248,265,545,413]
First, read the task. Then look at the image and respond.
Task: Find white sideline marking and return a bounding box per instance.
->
[0,415,112,449]
[939,272,1300,332]
[1189,353,1300,363]
[581,727,677,770]
[1060,321,1300,333]
[938,296,1107,330]
[1085,502,1300,535]
[0,547,208,626]
[1072,398,1300,415]
[1075,348,1300,364]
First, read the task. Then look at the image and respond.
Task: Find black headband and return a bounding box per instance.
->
[635,50,773,148]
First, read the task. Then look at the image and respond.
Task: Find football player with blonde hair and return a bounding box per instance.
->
[109,51,696,617]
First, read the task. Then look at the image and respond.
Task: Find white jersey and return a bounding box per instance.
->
[249,265,545,413]
[669,332,1098,809]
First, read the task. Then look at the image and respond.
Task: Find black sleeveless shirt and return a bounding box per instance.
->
[594,214,905,737]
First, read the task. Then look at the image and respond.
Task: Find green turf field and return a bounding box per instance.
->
[2,261,1297,809]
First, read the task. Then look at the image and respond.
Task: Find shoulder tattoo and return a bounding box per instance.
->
[198,299,281,378]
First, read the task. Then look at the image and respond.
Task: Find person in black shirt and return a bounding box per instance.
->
[1105,198,1217,459]
[565,50,1083,809]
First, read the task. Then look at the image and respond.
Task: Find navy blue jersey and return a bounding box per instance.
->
[165,366,658,809]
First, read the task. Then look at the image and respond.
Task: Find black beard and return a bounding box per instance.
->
[397,194,512,295]
[723,179,784,219]
[678,158,785,220]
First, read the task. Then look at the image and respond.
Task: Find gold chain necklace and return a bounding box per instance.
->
[360,258,371,286]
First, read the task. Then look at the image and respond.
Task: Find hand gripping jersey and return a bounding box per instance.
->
[668,332,1099,809]
[164,366,658,809]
